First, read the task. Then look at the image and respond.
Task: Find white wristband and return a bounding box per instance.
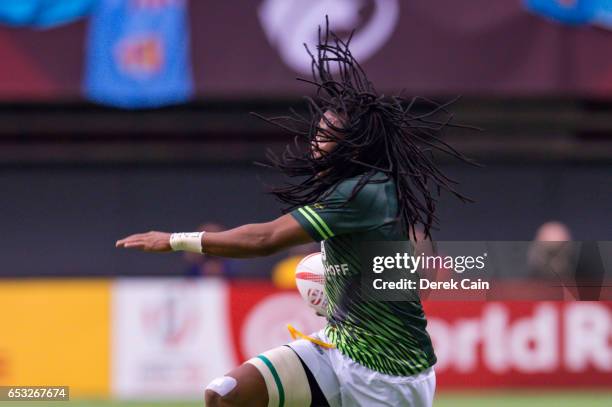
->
[169,232,205,253]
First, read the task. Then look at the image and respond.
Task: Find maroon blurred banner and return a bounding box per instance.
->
[3,0,612,101]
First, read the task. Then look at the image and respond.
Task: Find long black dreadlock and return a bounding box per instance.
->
[254,19,476,240]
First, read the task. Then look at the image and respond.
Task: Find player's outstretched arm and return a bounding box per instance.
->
[115,213,313,258]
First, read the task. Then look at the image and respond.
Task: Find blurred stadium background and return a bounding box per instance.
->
[0,0,610,406]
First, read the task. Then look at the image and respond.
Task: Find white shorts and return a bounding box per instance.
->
[287,330,436,407]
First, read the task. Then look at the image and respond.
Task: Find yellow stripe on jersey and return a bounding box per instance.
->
[304,205,335,238]
[297,207,329,240]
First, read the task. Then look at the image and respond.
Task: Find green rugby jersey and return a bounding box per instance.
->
[291,172,436,377]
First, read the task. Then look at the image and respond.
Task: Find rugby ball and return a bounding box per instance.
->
[295,252,328,315]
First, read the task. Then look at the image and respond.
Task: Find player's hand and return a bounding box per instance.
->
[115,231,172,252]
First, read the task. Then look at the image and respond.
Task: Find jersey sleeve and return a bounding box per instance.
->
[290,183,385,242]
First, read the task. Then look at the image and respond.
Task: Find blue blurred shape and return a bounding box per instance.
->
[0,0,96,28]
[83,0,193,109]
[524,0,612,28]
[592,1,612,27]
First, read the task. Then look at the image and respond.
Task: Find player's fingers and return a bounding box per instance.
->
[116,238,131,247]
[119,237,145,247]
[116,233,145,246]
[123,241,146,250]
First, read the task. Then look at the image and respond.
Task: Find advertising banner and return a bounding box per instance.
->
[425,301,612,388]
[111,278,236,399]
[111,280,610,398]
[0,279,111,397]
[110,279,325,399]
[227,281,326,363]
[1,279,608,400]
[225,282,612,388]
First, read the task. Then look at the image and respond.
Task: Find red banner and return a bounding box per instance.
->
[227,282,612,389]
[424,301,612,388]
[227,281,326,363]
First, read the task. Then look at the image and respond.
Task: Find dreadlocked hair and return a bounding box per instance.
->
[253,18,477,240]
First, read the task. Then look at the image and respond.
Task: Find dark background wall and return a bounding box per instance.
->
[1,161,609,277]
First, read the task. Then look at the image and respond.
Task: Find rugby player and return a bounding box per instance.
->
[116,23,472,407]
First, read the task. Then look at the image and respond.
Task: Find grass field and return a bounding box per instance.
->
[1,392,610,407]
